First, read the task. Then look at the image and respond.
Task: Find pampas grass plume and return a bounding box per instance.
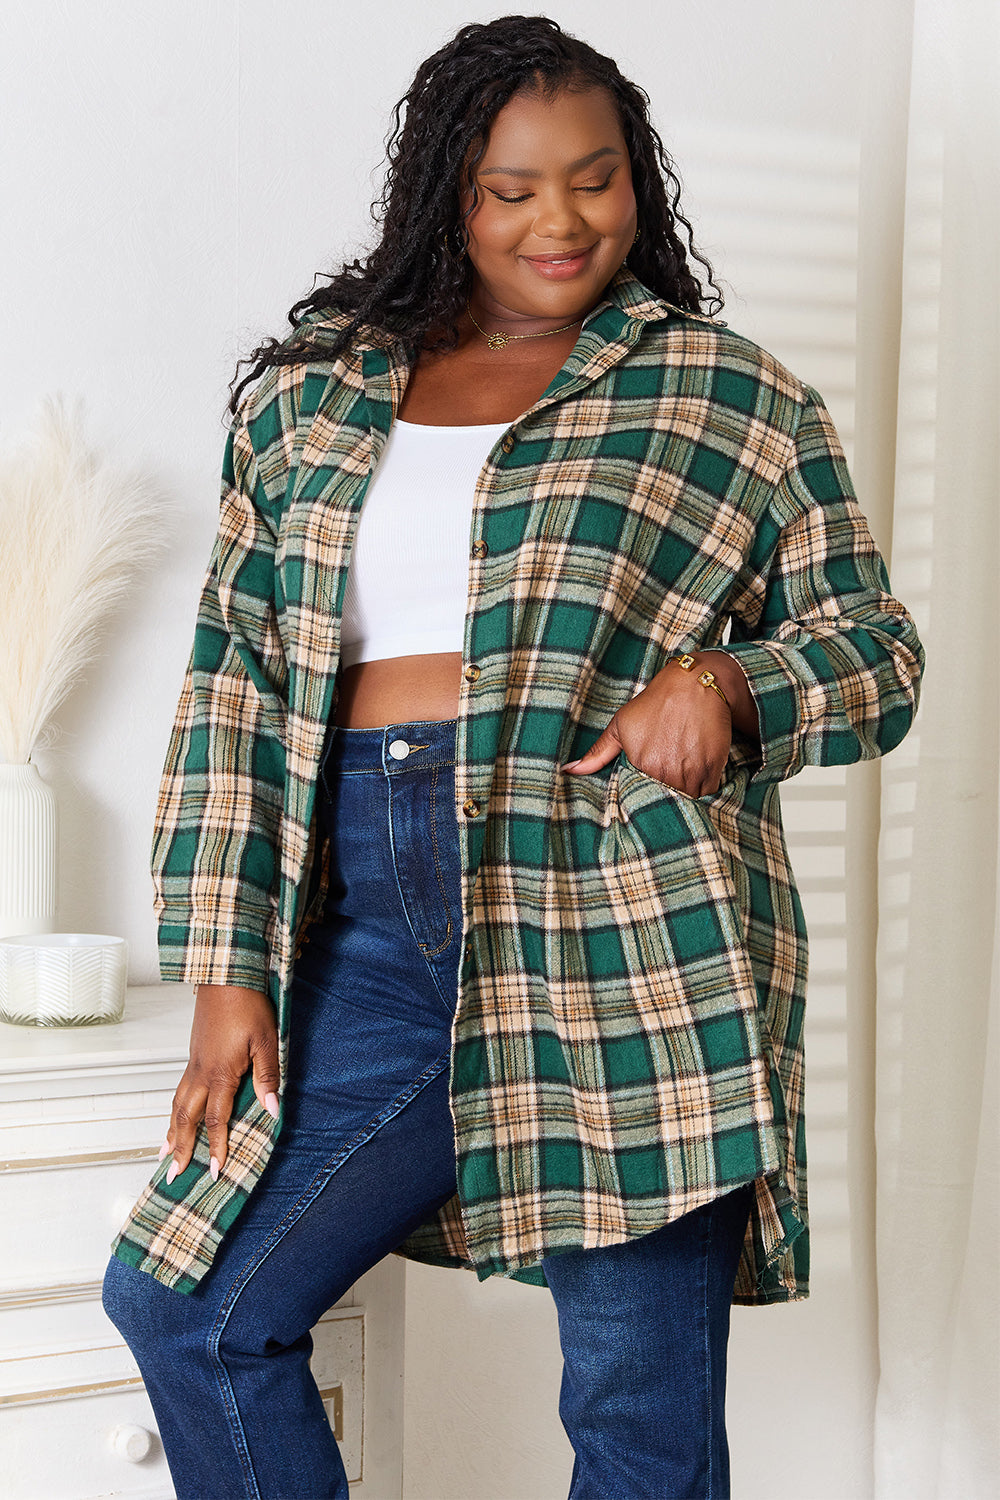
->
[0,398,163,763]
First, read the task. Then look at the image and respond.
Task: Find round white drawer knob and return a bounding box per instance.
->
[109,1423,153,1462]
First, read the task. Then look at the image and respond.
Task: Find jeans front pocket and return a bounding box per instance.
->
[387,760,462,1012]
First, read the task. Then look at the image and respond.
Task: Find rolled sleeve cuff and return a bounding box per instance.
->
[157,919,270,992]
[719,640,831,785]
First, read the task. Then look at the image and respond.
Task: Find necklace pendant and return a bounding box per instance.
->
[487,331,510,350]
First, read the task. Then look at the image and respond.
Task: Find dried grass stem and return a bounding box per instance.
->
[0,398,162,763]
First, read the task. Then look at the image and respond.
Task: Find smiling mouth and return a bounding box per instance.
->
[522,246,596,277]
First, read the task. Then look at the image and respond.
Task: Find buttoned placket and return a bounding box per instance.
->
[443,327,637,827]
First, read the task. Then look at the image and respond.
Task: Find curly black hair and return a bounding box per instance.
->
[228,14,722,414]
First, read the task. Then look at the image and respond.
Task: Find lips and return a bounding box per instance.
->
[523,246,595,279]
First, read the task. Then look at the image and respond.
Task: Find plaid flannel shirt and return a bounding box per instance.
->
[112,269,923,1304]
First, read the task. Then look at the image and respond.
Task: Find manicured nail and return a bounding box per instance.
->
[157,1140,171,1162]
[264,1092,280,1120]
[165,1160,180,1185]
[209,1156,220,1182]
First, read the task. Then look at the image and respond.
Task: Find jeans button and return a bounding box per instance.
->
[388,739,410,760]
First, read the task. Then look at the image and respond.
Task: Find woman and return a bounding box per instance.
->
[104,15,924,1499]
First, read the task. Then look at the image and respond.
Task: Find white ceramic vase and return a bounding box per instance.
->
[0,761,57,940]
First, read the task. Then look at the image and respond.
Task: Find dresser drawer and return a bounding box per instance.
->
[1,1153,160,1291]
[1,1380,174,1500]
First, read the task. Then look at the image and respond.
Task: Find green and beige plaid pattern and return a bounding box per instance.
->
[112,270,923,1304]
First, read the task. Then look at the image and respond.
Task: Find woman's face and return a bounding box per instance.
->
[462,85,637,327]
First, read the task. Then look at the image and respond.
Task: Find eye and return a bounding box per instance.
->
[576,174,615,194]
[487,188,532,205]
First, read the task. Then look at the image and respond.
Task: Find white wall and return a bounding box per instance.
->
[2,3,880,1497]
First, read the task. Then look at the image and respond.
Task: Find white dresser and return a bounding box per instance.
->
[0,985,404,1500]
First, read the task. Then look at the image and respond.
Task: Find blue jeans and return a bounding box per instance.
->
[103,719,752,1499]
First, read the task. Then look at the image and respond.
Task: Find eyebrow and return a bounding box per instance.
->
[478,147,621,179]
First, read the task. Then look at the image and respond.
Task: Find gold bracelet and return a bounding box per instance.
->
[672,653,731,710]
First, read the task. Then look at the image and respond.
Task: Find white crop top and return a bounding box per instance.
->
[339,417,511,668]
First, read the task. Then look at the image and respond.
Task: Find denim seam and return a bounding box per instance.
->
[419,766,454,959]
[387,752,456,775]
[205,1334,263,1497]
[204,1048,452,1494]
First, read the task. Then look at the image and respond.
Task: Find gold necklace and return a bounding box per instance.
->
[466,299,582,351]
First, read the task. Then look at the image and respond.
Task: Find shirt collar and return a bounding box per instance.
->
[584,266,679,327]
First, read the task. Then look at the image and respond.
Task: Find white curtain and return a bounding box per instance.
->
[869,0,1000,1493]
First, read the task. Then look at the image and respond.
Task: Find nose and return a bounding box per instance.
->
[532,188,587,241]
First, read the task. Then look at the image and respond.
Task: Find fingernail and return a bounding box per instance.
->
[165,1161,179,1185]
[561,760,581,772]
[209,1156,220,1182]
[264,1092,280,1120]
[157,1140,171,1162]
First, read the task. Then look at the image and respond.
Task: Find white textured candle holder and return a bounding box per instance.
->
[0,934,128,1026]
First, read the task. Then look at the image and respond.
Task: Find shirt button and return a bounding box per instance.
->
[500,433,515,454]
[471,539,488,559]
[463,664,481,683]
[462,798,482,818]
[388,739,410,760]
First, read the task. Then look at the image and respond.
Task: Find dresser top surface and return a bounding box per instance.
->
[0,985,191,1082]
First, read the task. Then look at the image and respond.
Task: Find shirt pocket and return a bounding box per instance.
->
[613,754,754,931]
[616,752,738,809]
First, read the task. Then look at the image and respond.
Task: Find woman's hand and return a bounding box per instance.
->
[161,985,280,1185]
[561,652,759,797]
